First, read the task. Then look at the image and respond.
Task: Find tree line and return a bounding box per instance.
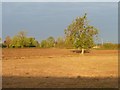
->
[1,13,100,54]
[0,14,119,53]
[1,32,69,49]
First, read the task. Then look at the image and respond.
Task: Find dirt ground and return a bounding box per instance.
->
[2,48,118,88]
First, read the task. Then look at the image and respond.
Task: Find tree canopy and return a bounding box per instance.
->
[40,36,55,48]
[64,13,98,54]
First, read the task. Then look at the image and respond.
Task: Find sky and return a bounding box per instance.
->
[1,2,118,43]
[1,0,119,2]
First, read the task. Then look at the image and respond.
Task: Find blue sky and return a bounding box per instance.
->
[2,2,118,43]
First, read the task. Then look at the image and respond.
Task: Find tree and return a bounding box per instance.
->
[26,37,39,47]
[55,37,65,48]
[101,43,118,50]
[4,36,12,48]
[64,13,98,54]
[11,36,21,48]
[17,31,27,48]
[40,40,48,48]
[11,31,27,48]
[40,36,55,48]
[46,36,55,48]
[3,31,40,48]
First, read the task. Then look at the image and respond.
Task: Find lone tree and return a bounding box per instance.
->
[64,13,98,54]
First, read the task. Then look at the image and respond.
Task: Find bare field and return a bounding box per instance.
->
[2,48,118,88]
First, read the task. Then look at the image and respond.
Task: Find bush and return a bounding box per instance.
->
[100,43,118,50]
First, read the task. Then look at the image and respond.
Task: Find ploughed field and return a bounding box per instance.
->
[2,48,118,88]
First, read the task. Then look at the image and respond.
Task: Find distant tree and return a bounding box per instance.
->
[4,36,12,48]
[34,40,39,47]
[11,36,21,48]
[10,31,27,48]
[101,43,118,50]
[3,31,40,48]
[26,37,39,47]
[40,40,48,48]
[17,31,27,48]
[64,36,73,49]
[55,37,65,48]
[46,36,55,48]
[64,13,98,54]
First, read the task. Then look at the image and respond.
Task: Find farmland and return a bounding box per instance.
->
[2,48,118,88]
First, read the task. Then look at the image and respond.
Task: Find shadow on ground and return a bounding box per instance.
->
[71,50,90,53]
[2,76,118,88]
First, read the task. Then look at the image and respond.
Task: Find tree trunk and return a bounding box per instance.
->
[81,48,84,54]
